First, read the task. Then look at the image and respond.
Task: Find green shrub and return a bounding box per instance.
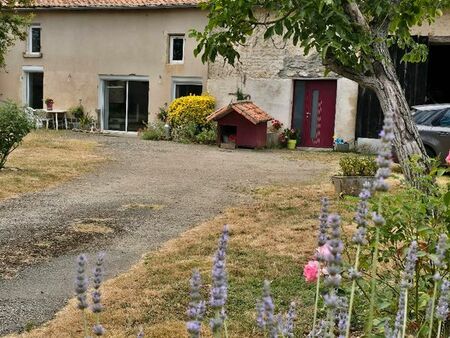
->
[167,94,215,128]
[345,159,450,334]
[171,121,198,143]
[68,104,85,119]
[140,121,167,141]
[195,124,217,144]
[339,155,377,176]
[0,101,33,169]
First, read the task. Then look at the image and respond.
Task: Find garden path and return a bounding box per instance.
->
[0,134,328,334]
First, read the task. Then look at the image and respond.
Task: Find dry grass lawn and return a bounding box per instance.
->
[0,130,105,200]
[9,175,354,337]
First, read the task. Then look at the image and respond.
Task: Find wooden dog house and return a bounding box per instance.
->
[207,101,272,149]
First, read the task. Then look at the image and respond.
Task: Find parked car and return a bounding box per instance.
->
[412,104,450,162]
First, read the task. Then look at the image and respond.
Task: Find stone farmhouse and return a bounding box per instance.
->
[0,1,449,148]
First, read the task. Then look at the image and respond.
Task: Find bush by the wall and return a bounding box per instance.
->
[339,155,377,176]
[167,94,215,128]
[140,121,167,141]
[0,101,33,169]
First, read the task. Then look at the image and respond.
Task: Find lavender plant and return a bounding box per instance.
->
[256,280,277,337]
[92,253,105,336]
[384,241,418,338]
[75,254,89,337]
[322,214,346,336]
[435,279,449,338]
[187,270,206,338]
[75,253,106,338]
[256,280,296,338]
[428,233,448,337]
[345,182,371,338]
[311,197,330,336]
[366,110,394,335]
[209,225,229,338]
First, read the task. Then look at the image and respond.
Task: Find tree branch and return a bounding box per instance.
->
[248,8,296,26]
[344,2,371,33]
[323,55,376,88]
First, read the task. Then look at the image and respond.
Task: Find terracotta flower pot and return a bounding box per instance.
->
[287,139,297,150]
[46,102,53,110]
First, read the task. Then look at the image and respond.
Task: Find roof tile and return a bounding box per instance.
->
[18,0,200,8]
[208,101,273,125]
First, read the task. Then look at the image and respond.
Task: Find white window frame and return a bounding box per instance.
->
[98,74,150,132]
[172,76,203,99]
[28,24,41,55]
[169,35,185,64]
[22,66,44,107]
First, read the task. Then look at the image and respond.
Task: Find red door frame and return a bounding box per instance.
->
[291,79,337,148]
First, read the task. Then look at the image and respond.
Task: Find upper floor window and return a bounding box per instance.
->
[28,24,41,54]
[169,35,184,64]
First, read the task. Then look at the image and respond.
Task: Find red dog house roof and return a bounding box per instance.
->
[207,101,272,125]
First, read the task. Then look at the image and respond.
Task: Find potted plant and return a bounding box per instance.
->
[334,137,350,152]
[267,119,283,148]
[331,155,377,196]
[45,98,54,110]
[281,128,299,150]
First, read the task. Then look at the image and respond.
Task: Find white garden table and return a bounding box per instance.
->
[44,109,68,130]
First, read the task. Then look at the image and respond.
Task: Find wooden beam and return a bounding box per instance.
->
[429,36,450,45]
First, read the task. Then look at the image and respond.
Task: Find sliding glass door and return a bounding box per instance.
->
[103,79,149,132]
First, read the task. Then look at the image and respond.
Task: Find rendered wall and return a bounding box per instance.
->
[0,9,208,122]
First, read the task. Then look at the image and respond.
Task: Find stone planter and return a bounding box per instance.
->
[266,132,280,148]
[334,143,350,152]
[331,176,376,196]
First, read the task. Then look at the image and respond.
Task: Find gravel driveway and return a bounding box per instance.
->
[0,134,327,335]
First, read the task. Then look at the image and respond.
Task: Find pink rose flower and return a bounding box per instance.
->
[303,260,320,283]
[315,243,333,262]
[446,150,450,166]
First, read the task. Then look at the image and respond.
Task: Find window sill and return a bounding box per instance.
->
[23,52,42,58]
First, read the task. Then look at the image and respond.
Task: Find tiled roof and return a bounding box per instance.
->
[17,0,200,9]
[207,101,273,125]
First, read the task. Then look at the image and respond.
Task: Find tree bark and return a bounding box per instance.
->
[324,41,431,186]
[367,41,431,184]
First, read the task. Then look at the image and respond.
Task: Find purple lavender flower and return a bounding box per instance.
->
[318,197,329,246]
[374,111,394,192]
[187,270,206,338]
[75,254,89,310]
[91,253,105,314]
[137,328,145,338]
[92,324,105,336]
[322,214,345,336]
[259,280,277,338]
[280,302,296,338]
[352,182,371,245]
[436,279,449,321]
[324,214,343,288]
[386,241,418,338]
[435,234,448,270]
[256,300,265,330]
[337,297,348,338]
[209,225,229,334]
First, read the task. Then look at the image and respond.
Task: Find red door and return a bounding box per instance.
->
[292,80,337,148]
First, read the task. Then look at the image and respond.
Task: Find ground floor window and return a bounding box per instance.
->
[101,76,149,132]
[172,77,203,99]
[23,67,44,109]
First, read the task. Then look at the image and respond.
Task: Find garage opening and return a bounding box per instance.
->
[427,44,450,103]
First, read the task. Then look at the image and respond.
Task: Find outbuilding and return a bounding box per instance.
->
[207,101,273,149]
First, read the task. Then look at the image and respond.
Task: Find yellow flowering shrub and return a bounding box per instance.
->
[167,94,216,127]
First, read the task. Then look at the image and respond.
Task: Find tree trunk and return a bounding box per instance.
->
[362,42,431,185]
